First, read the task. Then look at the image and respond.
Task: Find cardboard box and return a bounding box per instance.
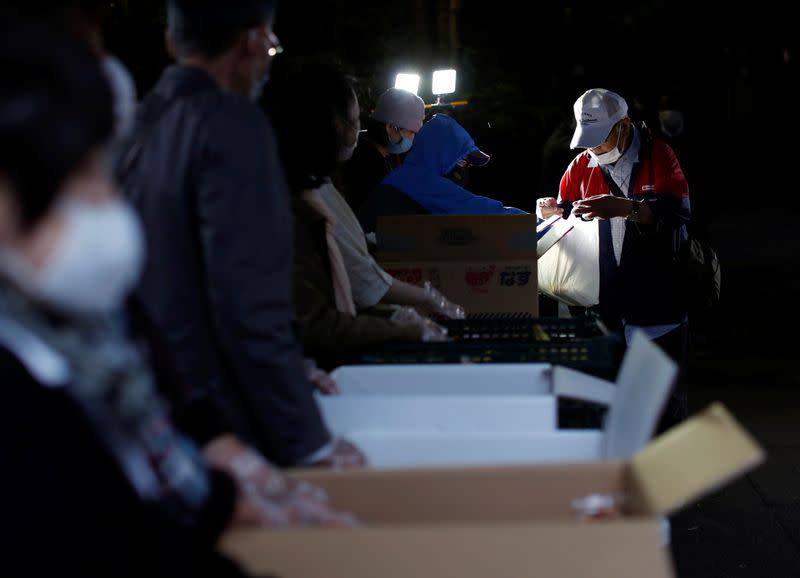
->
[377,214,539,315]
[221,404,765,578]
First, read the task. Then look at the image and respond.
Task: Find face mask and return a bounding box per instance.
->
[250,70,270,102]
[0,200,145,317]
[338,140,357,162]
[387,129,413,155]
[589,124,624,165]
[101,56,137,144]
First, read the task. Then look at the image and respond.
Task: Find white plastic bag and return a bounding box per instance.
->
[537,214,600,307]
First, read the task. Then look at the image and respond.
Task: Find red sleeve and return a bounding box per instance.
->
[656,141,689,201]
[558,154,583,204]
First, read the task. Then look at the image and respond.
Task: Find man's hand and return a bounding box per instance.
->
[572,194,653,223]
[304,358,340,395]
[390,306,449,342]
[419,282,465,320]
[312,437,367,469]
[203,435,357,528]
[536,197,563,220]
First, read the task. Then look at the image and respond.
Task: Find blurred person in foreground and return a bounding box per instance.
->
[0,20,284,578]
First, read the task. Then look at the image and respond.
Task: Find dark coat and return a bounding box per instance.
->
[119,65,329,466]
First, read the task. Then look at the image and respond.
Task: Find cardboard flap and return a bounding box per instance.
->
[318,395,557,435]
[377,214,538,262]
[627,403,766,516]
[552,365,615,405]
[603,331,677,459]
[221,521,673,578]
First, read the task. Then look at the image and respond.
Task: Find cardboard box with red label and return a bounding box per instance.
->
[377,214,540,315]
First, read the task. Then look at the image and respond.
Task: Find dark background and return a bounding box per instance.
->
[104,0,798,218]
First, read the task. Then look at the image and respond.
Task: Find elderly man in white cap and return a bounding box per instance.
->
[537,88,692,433]
[341,87,426,212]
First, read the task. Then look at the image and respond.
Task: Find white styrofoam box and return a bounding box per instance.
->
[330,363,553,396]
[318,395,557,436]
[349,431,603,469]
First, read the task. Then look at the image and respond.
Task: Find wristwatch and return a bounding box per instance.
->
[626,199,642,223]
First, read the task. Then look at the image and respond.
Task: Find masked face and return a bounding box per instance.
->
[386,126,415,155]
[589,122,625,165]
[0,198,144,317]
[0,154,145,318]
[248,26,282,101]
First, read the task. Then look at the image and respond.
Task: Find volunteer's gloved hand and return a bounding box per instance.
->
[390,306,449,342]
[536,197,563,220]
[421,281,465,320]
[303,358,340,395]
[204,435,357,528]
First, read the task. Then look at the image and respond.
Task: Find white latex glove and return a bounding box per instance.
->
[422,281,465,319]
[390,306,449,342]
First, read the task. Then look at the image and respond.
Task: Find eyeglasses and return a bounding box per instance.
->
[265,31,283,57]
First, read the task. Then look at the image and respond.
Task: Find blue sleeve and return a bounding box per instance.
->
[434,186,527,215]
[452,189,528,215]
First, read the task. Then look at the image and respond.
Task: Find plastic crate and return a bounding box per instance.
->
[440,314,609,342]
[357,316,622,378]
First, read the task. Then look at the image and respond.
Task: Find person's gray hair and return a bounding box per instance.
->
[167,0,276,58]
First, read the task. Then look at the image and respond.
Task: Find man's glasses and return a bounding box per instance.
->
[266,31,283,57]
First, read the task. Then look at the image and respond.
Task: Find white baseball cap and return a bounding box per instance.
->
[371,87,426,132]
[570,88,628,149]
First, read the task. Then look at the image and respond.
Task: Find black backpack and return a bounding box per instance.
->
[682,228,721,312]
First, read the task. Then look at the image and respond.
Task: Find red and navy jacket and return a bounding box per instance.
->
[557,133,691,329]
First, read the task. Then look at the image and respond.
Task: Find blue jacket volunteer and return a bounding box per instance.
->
[358,114,524,233]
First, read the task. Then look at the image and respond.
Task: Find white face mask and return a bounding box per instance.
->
[0,200,145,317]
[589,124,624,165]
[338,140,357,162]
[101,56,138,145]
[250,68,270,102]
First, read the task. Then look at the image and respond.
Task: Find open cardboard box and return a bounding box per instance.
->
[377,214,540,315]
[221,403,765,578]
[321,332,676,467]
